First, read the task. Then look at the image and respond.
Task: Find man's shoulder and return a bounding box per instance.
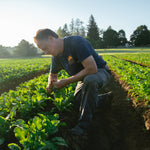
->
[64,36,88,49]
[64,35,85,42]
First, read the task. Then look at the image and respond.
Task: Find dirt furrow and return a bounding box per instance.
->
[111,55,150,68]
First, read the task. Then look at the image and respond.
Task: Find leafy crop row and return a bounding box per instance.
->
[0,57,51,87]
[0,70,76,149]
[113,53,150,67]
[103,55,150,104]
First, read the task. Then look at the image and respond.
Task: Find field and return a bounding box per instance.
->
[0,49,150,150]
[0,57,51,94]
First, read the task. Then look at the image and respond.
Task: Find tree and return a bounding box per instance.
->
[62,24,70,36]
[69,18,85,36]
[74,18,85,36]
[87,15,99,40]
[87,15,99,46]
[57,24,70,38]
[118,29,127,46]
[14,40,37,57]
[57,27,64,38]
[130,25,150,46]
[57,18,86,37]
[0,45,11,58]
[80,26,86,37]
[103,27,119,48]
[69,18,75,35]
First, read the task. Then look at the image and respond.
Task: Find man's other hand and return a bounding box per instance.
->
[53,79,69,89]
[46,84,53,94]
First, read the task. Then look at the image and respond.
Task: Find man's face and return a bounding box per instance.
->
[35,37,55,55]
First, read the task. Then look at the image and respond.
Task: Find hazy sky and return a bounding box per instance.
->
[0,0,150,47]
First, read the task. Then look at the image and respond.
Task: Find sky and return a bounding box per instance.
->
[0,0,150,47]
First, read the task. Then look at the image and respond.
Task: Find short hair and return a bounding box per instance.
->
[34,29,58,41]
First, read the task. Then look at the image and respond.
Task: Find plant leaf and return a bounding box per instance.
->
[52,137,68,147]
[8,143,21,150]
[0,137,5,145]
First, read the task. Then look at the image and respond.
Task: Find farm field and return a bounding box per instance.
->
[0,49,150,150]
[112,53,150,67]
[102,55,150,104]
[0,57,51,84]
[0,57,51,94]
[96,48,150,54]
[0,70,76,150]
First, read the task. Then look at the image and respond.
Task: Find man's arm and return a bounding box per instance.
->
[53,55,97,89]
[67,55,97,83]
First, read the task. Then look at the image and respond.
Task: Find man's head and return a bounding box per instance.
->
[34,29,59,55]
[34,29,58,41]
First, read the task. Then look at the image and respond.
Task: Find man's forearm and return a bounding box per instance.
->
[66,67,97,84]
[66,55,97,84]
[53,56,98,89]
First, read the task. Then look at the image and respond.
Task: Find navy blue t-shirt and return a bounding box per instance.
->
[50,36,106,76]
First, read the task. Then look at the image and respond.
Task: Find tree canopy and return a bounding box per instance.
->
[14,40,37,57]
[56,15,150,48]
[0,45,11,58]
[103,27,119,48]
[87,15,100,48]
[118,30,127,46]
[130,25,150,46]
[57,18,86,38]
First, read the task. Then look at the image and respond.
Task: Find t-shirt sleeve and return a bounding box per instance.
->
[50,57,62,74]
[74,38,92,62]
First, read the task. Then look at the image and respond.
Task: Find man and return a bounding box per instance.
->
[34,29,112,136]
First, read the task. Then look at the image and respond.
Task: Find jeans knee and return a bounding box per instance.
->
[83,75,97,86]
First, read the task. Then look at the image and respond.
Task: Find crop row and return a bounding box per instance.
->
[0,70,76,149]
[113,53,150,67]
[103,55,150,104]
[0,57,51,87]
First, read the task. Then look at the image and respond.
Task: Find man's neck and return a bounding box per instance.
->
[56,38,64,55]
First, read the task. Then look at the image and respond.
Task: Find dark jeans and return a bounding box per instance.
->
[74,67,111,129]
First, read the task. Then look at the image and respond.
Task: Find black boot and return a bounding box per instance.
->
[69,124,85,136]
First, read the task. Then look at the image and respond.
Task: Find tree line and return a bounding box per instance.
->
[0,14,150,58]
[57,14,150,48]
[0,40,39,58]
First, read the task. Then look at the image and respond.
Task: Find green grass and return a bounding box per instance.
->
[96,48,150,55]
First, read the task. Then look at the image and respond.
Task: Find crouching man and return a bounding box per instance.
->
[34,29,112,136]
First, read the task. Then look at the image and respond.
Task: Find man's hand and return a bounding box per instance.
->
[46,80,54,94]
[46,84,53,94]
[53,79,69,89]
[47,73,57,94]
